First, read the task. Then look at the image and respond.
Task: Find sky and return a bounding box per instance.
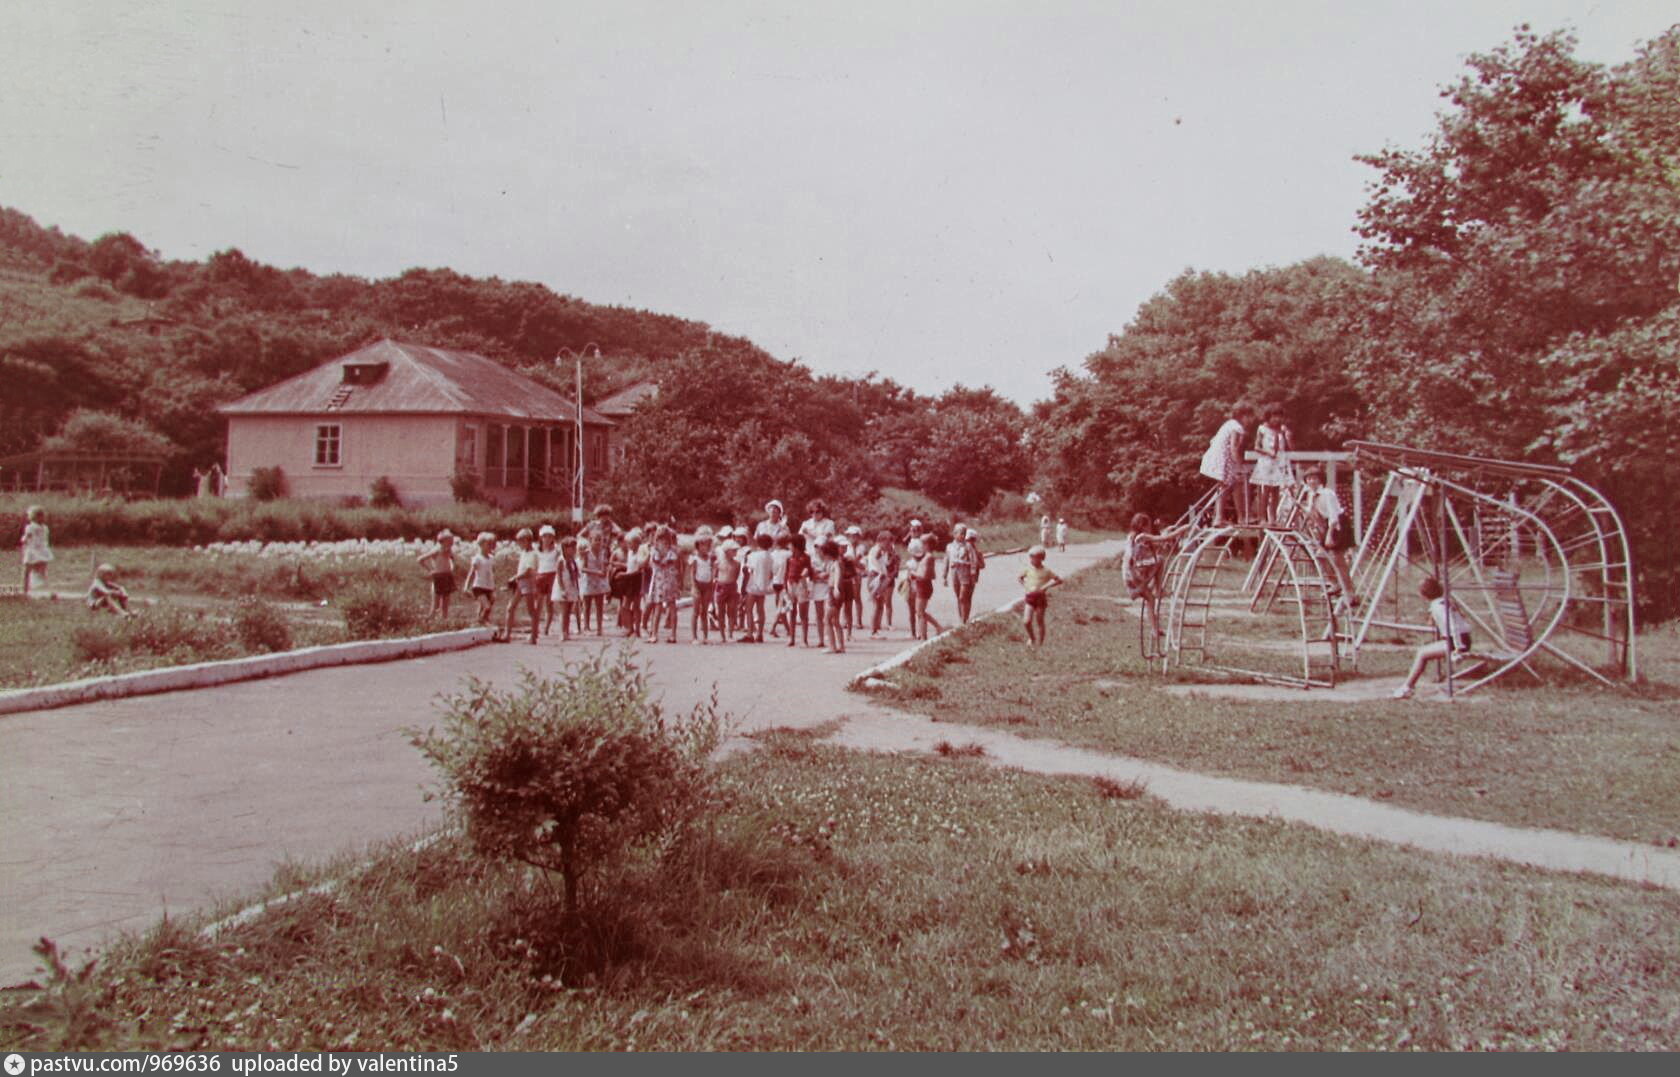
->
[1,1,1674,404]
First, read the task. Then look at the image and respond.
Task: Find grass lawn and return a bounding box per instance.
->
[6,729,1677,1051]
[0,543,495,688]
[868,561,1680,847]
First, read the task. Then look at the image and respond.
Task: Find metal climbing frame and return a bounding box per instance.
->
[1156,524,1341,688]
[1342,441,1637,690]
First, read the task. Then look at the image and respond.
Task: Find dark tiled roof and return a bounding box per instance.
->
[218,339,613,424]
[592,379,660,417]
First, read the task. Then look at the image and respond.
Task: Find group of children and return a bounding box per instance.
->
[415,500,1011,651]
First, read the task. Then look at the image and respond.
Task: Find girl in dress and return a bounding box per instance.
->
[18,505,52,596]
[552,536,581,641]
[644,526,682,643]
[1249,408,1294,525]
[1198,404,1254,525]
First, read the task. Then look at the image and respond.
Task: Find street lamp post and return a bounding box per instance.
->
[557,344,601,524]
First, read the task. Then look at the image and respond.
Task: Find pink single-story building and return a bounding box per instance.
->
[219,339,613,509]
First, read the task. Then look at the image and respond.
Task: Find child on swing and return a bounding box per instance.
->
[1393,575,1474,700]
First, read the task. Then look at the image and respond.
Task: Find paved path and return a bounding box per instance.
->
[6,534,1679,986]
[0,541,1119,984]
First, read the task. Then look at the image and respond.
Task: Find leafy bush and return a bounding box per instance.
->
[340,584,425,640]
[233,597,293,653]
[411,652,726,915]
[369,476,401,509]
[450,470,482,504]
[248,466,286,502]
[71,623,124,664]
[71,607,232,665]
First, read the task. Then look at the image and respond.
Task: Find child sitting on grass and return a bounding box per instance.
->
[86,563,135,617]
[1393,575,1474,700]
[1019,545,1064,650]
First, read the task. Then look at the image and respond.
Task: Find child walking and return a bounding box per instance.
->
[644,526,682,644]
[551,536,581,641]
[19,505,52,596]
[501,528,541,644]
[467,532,498,625]
[742,533,775,643]
[691,528,717,644]
[820,539,846,654]
[534,525,561,635]
[784,533,814,647]
[1019,545,1064,649]
[416,529,460,619]
[905,538,943,641]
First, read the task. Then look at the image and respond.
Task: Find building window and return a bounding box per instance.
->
[314,423,341,467]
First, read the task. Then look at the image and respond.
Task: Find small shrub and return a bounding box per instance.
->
[1093,775,1148,800]
[450,470,482,504]
[233,597,293,653]
[369,475,401,509]
[340,584,424,640]
[248,466,286,502]
[410,652,726,915]
[124,607,227,659]
[933,740,987,758]
[71,623,124,664]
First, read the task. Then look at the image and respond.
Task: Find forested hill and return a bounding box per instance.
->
[0,204,725,461]
[0,207,1032,519]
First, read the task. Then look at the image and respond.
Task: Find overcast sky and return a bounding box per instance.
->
[2,1,1673,403]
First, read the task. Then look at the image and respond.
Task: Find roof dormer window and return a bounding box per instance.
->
[341,361,388,385]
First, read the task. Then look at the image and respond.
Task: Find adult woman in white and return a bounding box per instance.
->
[1198,404,1254,526]
[799,499,836,546]
[755,499,792,542]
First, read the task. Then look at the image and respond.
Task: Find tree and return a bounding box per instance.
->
[1033,258,1367,518]
[1351,25,1680,616]
[910,387,1030,513]
[41,409,174,455]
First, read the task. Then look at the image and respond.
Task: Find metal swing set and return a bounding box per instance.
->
[1138,441,1637,695]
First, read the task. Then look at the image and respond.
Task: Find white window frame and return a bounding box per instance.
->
[314,423,342,468]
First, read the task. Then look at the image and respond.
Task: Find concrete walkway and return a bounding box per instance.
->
[4,535,1676,985]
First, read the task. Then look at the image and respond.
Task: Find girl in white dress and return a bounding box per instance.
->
[1249,408,1294,525]
[1198,405,1254,525]
[19,505,52,596]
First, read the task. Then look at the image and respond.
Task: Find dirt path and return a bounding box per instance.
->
[4,534,1675,986]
